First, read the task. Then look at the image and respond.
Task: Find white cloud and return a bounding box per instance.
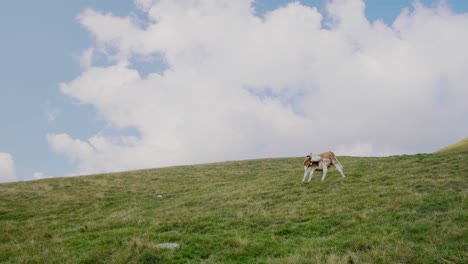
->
[0,153,16,183]
[51,0,468,175]
[33,172,46,180]
[79,48,94,69]
[335,143,396,157]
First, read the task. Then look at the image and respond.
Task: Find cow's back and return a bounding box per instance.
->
[319,151,336,160]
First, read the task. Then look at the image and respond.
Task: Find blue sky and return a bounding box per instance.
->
[1,1,137,179]
[1,0,468,182]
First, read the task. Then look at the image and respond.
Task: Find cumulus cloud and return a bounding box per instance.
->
[51,0,468,175]
[0,153,16,183]
[79,48,94,69]
[33,172,46,180]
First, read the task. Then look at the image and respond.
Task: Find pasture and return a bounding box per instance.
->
[0,152,467,263]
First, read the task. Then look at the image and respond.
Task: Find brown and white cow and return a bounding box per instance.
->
[302,151,346,182]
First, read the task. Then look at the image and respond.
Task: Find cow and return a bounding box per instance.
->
[302,151,346,182]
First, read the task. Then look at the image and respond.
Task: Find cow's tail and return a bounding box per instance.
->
[334,155,343,169]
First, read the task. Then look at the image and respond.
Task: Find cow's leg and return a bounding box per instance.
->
[307,168,316,182]
[321,165,328,181]
[334,163,346,178]
[302,167,309,182]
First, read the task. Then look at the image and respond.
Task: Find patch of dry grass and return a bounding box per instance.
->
[436,138,468,153]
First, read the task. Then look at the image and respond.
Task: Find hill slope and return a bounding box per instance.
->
[0,153,467,263]
[436,138,468,153]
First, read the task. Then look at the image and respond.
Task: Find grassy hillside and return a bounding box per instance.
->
[1,153,467,263]
[436,138,468,153]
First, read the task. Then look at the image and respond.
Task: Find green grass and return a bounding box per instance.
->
[1,152,467,263]
[436,138,468,154]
